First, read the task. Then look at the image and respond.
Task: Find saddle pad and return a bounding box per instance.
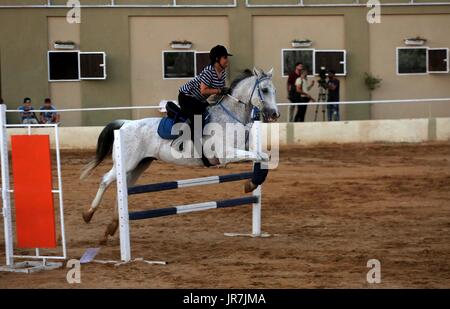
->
[157,117,180,140]
[157,111,211,140]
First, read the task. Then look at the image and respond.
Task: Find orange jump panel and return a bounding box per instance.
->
[11,135,56,248]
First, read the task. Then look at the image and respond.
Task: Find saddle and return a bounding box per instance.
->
[157,101,187,140]
[157,101,213,167]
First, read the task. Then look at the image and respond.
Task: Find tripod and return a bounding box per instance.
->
[314,86,327,122]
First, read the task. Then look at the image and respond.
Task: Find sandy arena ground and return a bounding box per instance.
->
[0,143,449,288]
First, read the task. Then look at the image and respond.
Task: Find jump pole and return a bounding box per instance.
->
[224,120,270,238]
[114,120,269,263]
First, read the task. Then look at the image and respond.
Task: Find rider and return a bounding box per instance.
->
[178,45,232,161]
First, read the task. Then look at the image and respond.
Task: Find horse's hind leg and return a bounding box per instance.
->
[101,158,154,244]
[83,167,116,223]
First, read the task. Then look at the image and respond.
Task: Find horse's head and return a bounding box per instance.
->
[251,67,280,123]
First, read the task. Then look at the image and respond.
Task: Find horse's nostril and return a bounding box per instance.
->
[272,112,279,119]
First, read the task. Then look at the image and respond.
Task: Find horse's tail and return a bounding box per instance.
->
[80,120,127,180]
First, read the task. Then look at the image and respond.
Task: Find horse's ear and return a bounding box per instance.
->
[253,67,263,78]
[266,68,274,78]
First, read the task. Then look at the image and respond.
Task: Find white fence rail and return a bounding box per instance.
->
[4,97,450,113]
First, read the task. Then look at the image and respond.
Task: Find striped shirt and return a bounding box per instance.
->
[18,105,36,120]
[179,64,226,102]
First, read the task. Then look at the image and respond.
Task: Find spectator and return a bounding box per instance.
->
[327,70,340,121]
[39,98,60,124]
[0,97,5,106]
[18,97,39,124]
[294,70,315,122]
[287,62,303,122]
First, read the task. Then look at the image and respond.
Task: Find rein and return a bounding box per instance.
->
[219,76,270,125]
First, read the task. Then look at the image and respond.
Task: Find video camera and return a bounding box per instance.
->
[317,66,328,89]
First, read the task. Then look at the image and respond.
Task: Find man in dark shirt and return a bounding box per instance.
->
[287,62,303,122]
[327,70,340,121]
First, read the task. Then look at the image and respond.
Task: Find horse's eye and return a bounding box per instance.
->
[261,88,269,94]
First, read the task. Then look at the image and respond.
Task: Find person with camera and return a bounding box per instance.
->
[294,70,315,122]
[326,70,340,121]
[287,62,303,122]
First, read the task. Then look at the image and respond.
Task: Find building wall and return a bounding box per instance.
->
[253,15,347,122]
[129,16,229,119]
[369,14,450,119]
[48,17,82,126]
[0,3,450,126]
[0,9,49,124]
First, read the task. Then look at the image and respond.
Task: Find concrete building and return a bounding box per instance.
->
[0,0,449,126]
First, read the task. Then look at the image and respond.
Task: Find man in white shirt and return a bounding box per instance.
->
[294,70,315,122]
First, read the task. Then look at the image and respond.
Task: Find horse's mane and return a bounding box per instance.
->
[230,69,254,91]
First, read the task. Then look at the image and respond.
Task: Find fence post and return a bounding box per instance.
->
[252,120,262,236]
[114,129,131,262]
[0,104,13,266]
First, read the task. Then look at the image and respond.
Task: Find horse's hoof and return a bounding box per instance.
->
[106,222,118,237]
[244,180,257,193]
[82,209,94,223]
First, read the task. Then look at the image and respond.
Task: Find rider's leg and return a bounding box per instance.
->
[178,92,208,159]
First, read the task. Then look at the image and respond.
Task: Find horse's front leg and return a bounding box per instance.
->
[219,148,269,193]
[219,148,269,165]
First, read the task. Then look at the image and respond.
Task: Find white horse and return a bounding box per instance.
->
[81,67,280,243]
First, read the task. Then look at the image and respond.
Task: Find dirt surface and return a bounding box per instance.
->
[0,143,449,288]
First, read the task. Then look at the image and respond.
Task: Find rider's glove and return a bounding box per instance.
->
[219,87,231,96]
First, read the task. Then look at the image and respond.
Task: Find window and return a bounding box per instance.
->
[397,48,427,74]
[80,52,106,79]
[163,51,195,79]
[282,49,314,76]
[428,48,449,73]
[48,51,107,82]
[281,49,347,77]
[162,51,218,78]
[314,50,346,76]
[48,51,79,81]
[196,52,210,76]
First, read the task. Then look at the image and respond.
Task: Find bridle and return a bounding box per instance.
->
[217,75,272,125]
[225,75,272,107]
